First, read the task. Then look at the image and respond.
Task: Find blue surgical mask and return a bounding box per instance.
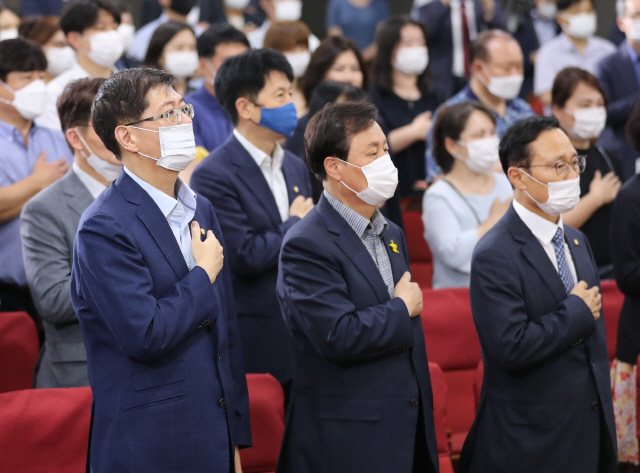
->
[252,102,298,137]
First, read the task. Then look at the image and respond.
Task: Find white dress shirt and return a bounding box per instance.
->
[233,129,290,223]
[72,162,106,199]
[450,0,478,78]
[124,166,197,270]
[36,63,90,130]
[513,199,578,284]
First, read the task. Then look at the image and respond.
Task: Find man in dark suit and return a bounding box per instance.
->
[595,0,640,180]
[70,68,251,473]
[190,48,313,396]
[276,101,438,473]
[458,116,617,473]
[412,0,507,98]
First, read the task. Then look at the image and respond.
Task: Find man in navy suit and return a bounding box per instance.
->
[276,101,438,473]
[70,68,251,473]
[457,116,617,473]
[596,0,640,179]
[190,48,313,397]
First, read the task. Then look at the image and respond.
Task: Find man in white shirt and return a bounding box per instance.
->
[36,0,123,130]
[457,115,617,473]
[190,48,313,400]
[21,77,122,389]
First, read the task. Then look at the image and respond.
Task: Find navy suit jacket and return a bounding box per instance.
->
[275,195,439,473]
[190,135,312,383]
[70,171,251,473]
[457,206,617,473]
[414,0,507,98]
[596,42,640,180]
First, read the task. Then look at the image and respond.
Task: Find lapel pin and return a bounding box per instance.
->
[293,186,299,193]
[573,239,579,246]
[200,228,205,236]
[389,240,399,254]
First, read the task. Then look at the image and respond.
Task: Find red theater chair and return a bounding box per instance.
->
[421,287,482,457]
[429,362,455,473]
[240,373,285,473]
[601,280,624,362]
[0,311,39,393]
[0,387,92,472]
[403,209,434,289]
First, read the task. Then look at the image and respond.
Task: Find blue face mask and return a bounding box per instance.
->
[253,102,298,137]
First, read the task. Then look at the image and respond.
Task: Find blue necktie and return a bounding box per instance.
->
[552,228,575,295]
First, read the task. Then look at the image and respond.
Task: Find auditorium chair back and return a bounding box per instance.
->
[601,280,624,362]
[0,311,39,393]
[428,362,455,473]
[0,387,92,472]
[403,209,433,288]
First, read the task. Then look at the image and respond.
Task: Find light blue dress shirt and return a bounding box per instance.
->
[1,121,70,286]
[123,167,197,270]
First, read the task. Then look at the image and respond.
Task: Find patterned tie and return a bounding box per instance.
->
[552,228,575,295]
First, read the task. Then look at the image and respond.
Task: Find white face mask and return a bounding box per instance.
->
[86,30,124,68]
[628,18,640,42]
[480,64,524,101]
[75,127,122,182]
[163,51,199,79]
[522,170,581,216]
[562,12,597,39]
[225,0,251,9]
[339,154,399,207]
[456,135,500,174]
[130,123,197,171]
[537,1,557,19]
[0,28,18,41]
[117,24,136,51]
[0,79,47,120]
[46,46,77,77]
[285,51,310,78]
[566,106,606,140]
[274,0,303,21]
[393,46,429,75]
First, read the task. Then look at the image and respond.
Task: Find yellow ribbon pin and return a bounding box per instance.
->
[389,240,399,253]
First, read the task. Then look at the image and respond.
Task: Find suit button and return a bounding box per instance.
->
[410,398,419,406]
[217,353,221,361]
[591,402,600,410]
[591,362,596,368]
[219,398,226,407]
[411,356,415,361]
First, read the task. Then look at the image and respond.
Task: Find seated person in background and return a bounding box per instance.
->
[423,101,512,289]
[326,0,390,56]
[185,23,249,153]
[534,0,615,107]
[248,0,320,50]
[0,39,70,318]
[21,77,122,388]
[19,15,77,82]
[551,67,622,279]
[37,0,123,130]
[0,2,20,40]
[425,29,533,181]
[264,20,312,117]
[143,21,198,95]
[190,48,313,400]
[370,15,446,199]
[114,3,141,69]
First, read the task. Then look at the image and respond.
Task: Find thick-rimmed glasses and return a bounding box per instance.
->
[520,155,586,179]
[125,103,194,126]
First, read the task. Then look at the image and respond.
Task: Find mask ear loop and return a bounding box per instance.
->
[124,125,161,161]
[333,157,363,194]
[74,127,95,160]
[0,80,15,105]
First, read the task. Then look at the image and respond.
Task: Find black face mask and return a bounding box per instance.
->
[171,0,196,15]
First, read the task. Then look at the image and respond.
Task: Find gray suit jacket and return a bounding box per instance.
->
[21,168,95,388]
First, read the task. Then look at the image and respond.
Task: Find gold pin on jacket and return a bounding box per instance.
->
[573,239,579,246]
[293,186,299,193]
[389,240,399,253]
[201,228,205,236]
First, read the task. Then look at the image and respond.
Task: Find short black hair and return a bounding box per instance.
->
[57,77,106,152]
[197,23,249,58]
[557,0,592,11]
[551,66,606,109]
[60,0,121,36]
[499,116,561,174]
[305,101,379,181]
[0,38,47,82]
[169,0,196,16]
[215,48,294,125]
[307,80,368,118]
[92,68,175,161]
[144,21,195,70]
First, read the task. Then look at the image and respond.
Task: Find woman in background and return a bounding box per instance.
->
[19,16,76,81]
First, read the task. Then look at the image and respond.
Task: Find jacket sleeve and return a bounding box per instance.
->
[469,243,596,374]
[611,183,640,298]
[596,59,640,127]
[71,211,219,363]
[278,233,415,364]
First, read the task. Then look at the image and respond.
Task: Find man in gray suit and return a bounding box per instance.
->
[21,78,123,388]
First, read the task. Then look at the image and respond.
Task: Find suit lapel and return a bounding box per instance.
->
[382,228,407,285]
[565,230,594,284]
[64,170,97,217]
[282,157,304,203]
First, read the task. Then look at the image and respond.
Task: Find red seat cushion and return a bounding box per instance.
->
[0,311,39,393]
[240,374,285,473]
[0,387,92,472]
[428,362,449,455]
[411,262,433,289]
[403,210,432,263]
[601,280,624,362]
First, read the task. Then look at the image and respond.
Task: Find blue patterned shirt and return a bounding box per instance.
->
[324,190,394,298]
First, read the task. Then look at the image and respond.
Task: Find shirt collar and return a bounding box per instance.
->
[323,189,388,238]
[513,198,564,245]
[233,128,284,170]
[72,162,107,199]
[0,119,38,141]
[123,166,196,218]
[626,41,640,63]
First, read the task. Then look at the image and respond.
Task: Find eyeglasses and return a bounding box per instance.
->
[520,155,586,179]
[125,103,194,126]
